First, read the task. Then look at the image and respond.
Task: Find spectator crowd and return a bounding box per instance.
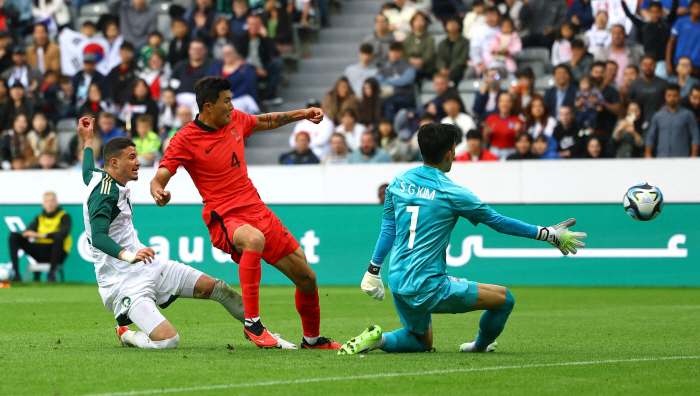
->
[0,0,697,170]
[282,0,700,164]
[0,0,310,170]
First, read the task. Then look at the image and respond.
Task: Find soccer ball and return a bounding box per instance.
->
[623,182,663,221]
[0,266,11,281]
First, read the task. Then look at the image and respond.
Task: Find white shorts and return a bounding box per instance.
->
[108,257,202,326]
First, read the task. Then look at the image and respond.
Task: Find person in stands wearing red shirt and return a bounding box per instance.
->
[483,92,524,160]
[150,77,341,350]
[454,130,499,162]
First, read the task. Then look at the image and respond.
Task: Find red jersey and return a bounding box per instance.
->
[485,114,523,149]
[454,148,499,162]
[160,109,261,225]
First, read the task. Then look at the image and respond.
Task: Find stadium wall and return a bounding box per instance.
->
[2,159,699,286]
[2,158,700,205]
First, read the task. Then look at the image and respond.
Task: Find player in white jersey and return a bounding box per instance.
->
[77,118,296,349]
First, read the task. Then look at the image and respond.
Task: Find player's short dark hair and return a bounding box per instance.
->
[417,123,460,165]
[466,129,482,141]
[104,137,135,163]
[648,1,663,9]
[359,43,374,54]
[516,132,533,144]
[389,41,403,52]
[194,76,232,111]
[666,83,682,93]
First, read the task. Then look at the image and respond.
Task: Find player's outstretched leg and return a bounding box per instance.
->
[461,284,514,353]
[273,247,341,349]
[117,300,180,349]
[338,325,431,355]
[183,272,297,349]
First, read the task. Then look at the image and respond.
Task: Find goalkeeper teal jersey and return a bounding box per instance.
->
[383,166,507,296]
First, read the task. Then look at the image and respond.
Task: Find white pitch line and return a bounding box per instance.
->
[83,355,700,396]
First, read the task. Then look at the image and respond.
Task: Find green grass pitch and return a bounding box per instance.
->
[1,284,698,396]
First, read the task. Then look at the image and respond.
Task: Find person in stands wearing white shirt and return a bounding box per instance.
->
[321,133,350,165]
[469,6,501,78]
[585,11,611,56]
[288,99,335,159]
[333,109,366,152]
[440,94,477,157]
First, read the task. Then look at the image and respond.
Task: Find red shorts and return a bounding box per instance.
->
[207,205,300,265]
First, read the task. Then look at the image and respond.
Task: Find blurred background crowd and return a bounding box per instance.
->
[0,0,698,170]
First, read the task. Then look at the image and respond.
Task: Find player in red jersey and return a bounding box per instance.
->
[150,77,341,350]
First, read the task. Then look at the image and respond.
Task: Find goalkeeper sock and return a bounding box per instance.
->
[380,328,428,353]
[474,288,514,351]
[295,287,320,338]
[239,250,262,320]
[209,279,244,324]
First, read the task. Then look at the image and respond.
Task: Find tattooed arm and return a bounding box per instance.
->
[253,108,325,132]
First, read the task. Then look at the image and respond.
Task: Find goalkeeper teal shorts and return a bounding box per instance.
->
[392,276,479,335]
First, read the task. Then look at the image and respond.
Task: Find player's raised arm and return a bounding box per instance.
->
[252,108,324,132]
[150,167,173,207]
[361,187,397,301]
[78,117,96,186]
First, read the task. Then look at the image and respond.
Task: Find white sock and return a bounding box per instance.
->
[376,334,386,349]
[304,335,319,345]
[209,279,245,324]
[244,317,260,327]
[122,330,179,349]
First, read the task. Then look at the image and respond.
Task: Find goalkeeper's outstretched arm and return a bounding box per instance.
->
[481,210,587,255]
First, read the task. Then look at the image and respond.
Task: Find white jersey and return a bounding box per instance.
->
[82,169,146,311]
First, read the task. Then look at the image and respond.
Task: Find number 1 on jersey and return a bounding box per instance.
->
[406,206,419,249]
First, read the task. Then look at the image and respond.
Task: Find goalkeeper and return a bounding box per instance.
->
[338,123,587,355]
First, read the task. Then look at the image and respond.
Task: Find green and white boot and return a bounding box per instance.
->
[337,325,383,355]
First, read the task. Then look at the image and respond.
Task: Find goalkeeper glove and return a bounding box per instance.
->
[536,218,587,255]
[361,263,385,301]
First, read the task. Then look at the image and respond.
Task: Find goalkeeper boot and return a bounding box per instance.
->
[460,341,497,353]
[337,325,383,355]
[301,336,342,350]
[115,326,134,347]
[243,320,280,348]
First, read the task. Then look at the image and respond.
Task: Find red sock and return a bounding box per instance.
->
[295,288,320,337]
[239,250,262,319]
